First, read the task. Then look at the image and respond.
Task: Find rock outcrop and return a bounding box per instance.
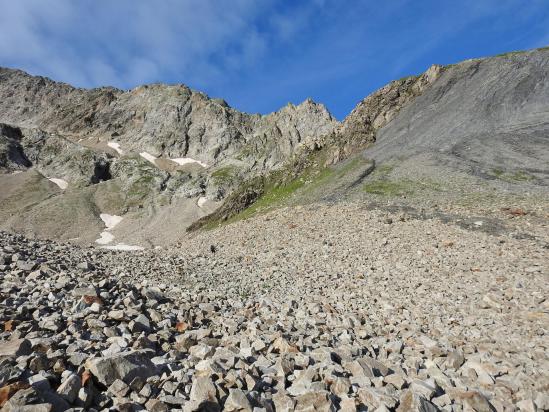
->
[0,68,337,173]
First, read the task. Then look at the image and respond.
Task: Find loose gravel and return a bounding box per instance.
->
[0,203,547,411]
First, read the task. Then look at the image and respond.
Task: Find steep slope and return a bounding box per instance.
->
[367,48,549,184]
[194,48,549,229]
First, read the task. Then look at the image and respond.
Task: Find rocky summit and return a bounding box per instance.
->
[0,48,548,411]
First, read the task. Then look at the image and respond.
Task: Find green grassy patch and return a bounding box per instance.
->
[508,171,534,182]
[363,180,411,196]
[363,177,442,197]
[372,163,395,177]
[211,165,239,184]
[491,168,505,178]
[490,168,535,183]
[229,176,306,222]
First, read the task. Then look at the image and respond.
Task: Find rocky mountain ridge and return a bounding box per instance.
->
[0,67,337,171]
[1,48,548,245]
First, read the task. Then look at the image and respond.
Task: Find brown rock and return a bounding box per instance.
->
[0,381,30,407]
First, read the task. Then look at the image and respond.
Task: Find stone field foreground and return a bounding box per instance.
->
[0,204,548,411]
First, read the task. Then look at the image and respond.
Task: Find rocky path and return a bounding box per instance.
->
[0,202,548,411]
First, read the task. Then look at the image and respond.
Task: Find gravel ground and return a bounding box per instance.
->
[0,202,548,411]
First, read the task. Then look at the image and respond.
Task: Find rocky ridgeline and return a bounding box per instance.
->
[0,67,338,175]
[1,199,548,412]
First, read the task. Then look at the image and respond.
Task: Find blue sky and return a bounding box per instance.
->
[0,1,548,119]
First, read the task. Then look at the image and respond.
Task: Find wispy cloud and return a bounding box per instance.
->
[0,0,272,89]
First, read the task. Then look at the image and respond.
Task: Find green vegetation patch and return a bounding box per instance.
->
[372,162,395,177]
[231,176,306,221]
[363,180,411,196]
[363,176,442,197]
[211,165,239,183]
[490,168,535,183]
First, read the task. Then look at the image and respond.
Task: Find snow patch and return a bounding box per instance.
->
[170,157,207,168]
[107,142,123,155]
[48,178,68,190]
[95,214,123,245]
[101,244,145,251]
[197,197,208,208]
[140,152,157,164]
[95,232,115,245]
[99,213,123,230]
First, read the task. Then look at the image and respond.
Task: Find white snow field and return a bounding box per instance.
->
[197,197,208,207]
[47,178,68,190]
[170,157,208,168]
[107,142,124,155]
[139,152,157,165]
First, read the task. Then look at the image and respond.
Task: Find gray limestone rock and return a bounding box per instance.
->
[85,351,158,386]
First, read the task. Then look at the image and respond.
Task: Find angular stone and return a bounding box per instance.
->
[224,388,252,412]
[357,387,398,410]
[188,376,218,410]
[535,393,549,410]
[0,364,24,386]
[396,390,439,412]
[446,349,465,369]
[272,392,295,412]
[189,344,214,360]
[358,356,390,377]
[516,399,536,412]
[85,350,158,386]
[3,387,43,408]
[76,386,92,408]
[145,398,169,412]
[410,380,437,399]
[447,389,495,412]
[294,390,334,412]
[72,286,97,297]
[383,374,406,390]
[0,381,30,408]
[108,378,130,397]
[129,314,150,333]
[77,262,93,271]
[287,368,318,396]
[175,333,197,352]
[142,287,166,302]
[0,339,32,359]
[56,373,81,403]
[39,391,70,411]
[330,377,351,397]
[28,375,50,392]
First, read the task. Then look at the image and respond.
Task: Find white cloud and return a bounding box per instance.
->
[0,0,273,89]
